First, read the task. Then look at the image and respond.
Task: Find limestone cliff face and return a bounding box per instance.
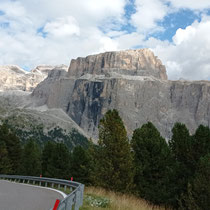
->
[65,78,210,138]
[0,65,68,91]
[68,49,167,80]
[32,49,210,139]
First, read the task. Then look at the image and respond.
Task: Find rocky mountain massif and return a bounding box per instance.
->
[31,49,210,139]
[0,64,68,91]
[0,64,88,148]
[0,49,209,141]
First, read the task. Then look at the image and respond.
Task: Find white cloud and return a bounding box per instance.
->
[0,1,26,18]
[172,26,196,45]
[148,16,210,80]
[114,32,145,49]
[169,0,210,10]
[44,17,80,37]
[131,0,168,33]
[0,0,127,69]
[16,0,126,27]
[0,0,210,81]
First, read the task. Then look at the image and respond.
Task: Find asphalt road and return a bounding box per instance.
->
[0,180,64,210]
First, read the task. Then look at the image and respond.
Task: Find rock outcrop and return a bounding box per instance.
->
[68,49,167,80]
[31,49,210,139]
[0,64,68,91]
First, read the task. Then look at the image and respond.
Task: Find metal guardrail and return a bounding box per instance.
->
[0,174,84,210]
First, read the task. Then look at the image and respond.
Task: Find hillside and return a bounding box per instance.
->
[0,90,88,149]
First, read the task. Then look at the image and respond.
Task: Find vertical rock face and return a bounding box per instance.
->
[68,49,168,80]
[32,49,210,139]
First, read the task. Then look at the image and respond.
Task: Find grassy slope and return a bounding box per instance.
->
[80,187,164,210]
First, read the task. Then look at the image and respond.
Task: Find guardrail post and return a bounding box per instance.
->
[52,183,54,188]
[80,184,85,206]
[65,196,73,210]
[33,180,35,185]
[75,190,81,210]
[45,182,47,187]
[39,181,41,186]
[58,184,60,189]
[64,185,66,192]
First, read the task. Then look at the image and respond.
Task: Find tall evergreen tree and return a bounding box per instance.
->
[70,145,91,184]
[180,154,210,210]
[0,123,22,174]
[169,122,198,208]
[22,139,41,176]
[0,139,12,174]
[169,123,193,169]
[42,141,56,177]
[192,125,210,164]
[86,139,99,185]
[51,143,70,179]
[192,153,210,209]
[95,109,134,193]
[169,123,195,182]
[131,122,177,206]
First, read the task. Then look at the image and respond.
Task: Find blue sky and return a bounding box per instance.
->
[153,9,201,41]
[0,0,210,80]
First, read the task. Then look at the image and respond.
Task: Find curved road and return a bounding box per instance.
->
[0,180,64,210]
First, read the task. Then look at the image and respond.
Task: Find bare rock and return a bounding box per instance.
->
[0,65,68,91]
[68,49,167,80]
[32,49,210,140]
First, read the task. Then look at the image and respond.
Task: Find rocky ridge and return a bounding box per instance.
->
[68,49,167,80]
[0,64,68,91]
[31,49,210,139]
[1,49,210,140]
[0,64,88,147]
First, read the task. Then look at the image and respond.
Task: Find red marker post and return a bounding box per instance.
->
[53,199,60,210]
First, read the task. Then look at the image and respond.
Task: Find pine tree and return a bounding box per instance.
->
[95,109,134,193]
[169,123,195,182]
[70,145,91,184]
[169,123,193,168]
[131,122,177,206]
[86,139,99,185]
[42,141,56,177]
[0,139,12,174]
[0,123,22,174]
[192,125,210,164]
[51,143,70,179]
[169,122,197,208]
[22,139,41,176]
[192,153,210,209]
[181,154,210,210]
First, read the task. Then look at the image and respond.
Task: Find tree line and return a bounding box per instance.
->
[0,110,209,209]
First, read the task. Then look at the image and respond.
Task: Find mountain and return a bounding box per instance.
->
[0,64,88,149]
[0,90,89,148]
[1,49,210,141]
[0,64,68,91]
[31,49,210,139]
